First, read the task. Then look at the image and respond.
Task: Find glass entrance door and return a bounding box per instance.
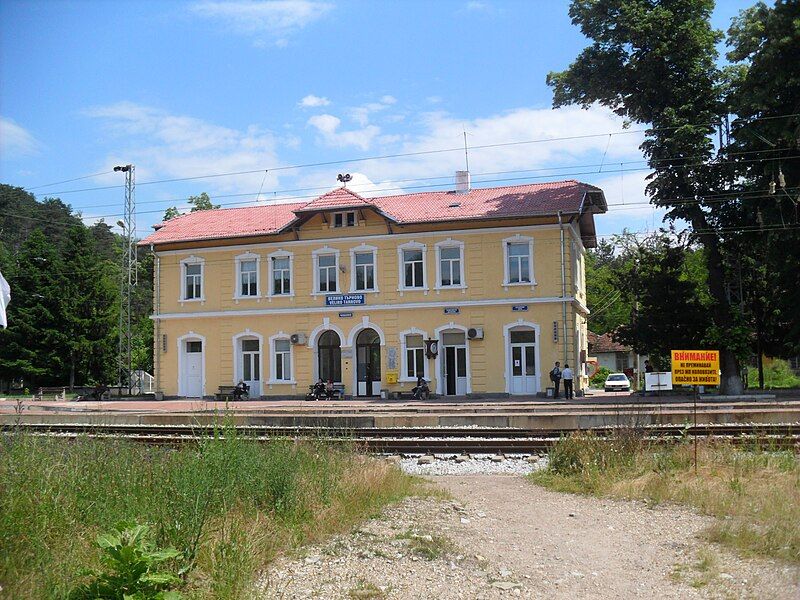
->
[509,329,536,394]
[239,338,260,397]
[442,331,467,396]
[356,329,381,396]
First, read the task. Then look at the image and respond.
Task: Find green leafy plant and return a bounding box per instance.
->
[589,366,611,388]
[69,521,182,600]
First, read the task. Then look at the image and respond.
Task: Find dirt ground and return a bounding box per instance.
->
[262,475,800,599]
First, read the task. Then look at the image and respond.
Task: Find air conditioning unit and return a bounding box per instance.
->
[290,333,307,345]
[467,327,484,340]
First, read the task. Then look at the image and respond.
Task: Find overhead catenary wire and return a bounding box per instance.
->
[21,110,800,198]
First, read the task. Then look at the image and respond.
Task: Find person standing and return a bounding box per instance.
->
[562,363,574,400]
[549,361,562,398]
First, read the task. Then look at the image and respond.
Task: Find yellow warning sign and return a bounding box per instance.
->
[671,350,720,386]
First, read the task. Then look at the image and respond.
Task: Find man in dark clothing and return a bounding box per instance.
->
[550,361,562,398]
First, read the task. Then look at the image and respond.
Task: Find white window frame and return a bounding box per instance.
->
[267,249,294,299]
[434,239,466,291]
[233,252,260,300]
[572,240,584,294]
[349,243,379,293]
[231,330,264,389]
[399,328,429,382]
[331,211,358,228]
[180,255,205,303]
[397,240,428,293]
[312,246,341,295]
[502,235,535,289]
[268,332,296,384]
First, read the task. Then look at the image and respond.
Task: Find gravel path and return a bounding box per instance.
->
[260,475,800,599]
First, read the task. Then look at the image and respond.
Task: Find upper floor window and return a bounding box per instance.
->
[235,254,259,298]
[271,256,291,296]
[398,241,427,291]
[317,253,338,293]
[181,256,204,301]
[435,240,465,289]
[503,235,534,287]
[333,211,357,228]
[354,251,375,291]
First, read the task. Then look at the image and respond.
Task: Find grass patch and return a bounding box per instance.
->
[348,579,386,599]
[394,530,455,560]
[0,431,418,599]
[531,432,800,564]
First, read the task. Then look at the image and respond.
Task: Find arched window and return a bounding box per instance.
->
[318,330,342,383]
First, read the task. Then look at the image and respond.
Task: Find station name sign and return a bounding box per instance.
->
[325,294,365,306]
[671,350,720,386]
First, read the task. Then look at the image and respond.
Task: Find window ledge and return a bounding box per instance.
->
[311,290,342,297]
[350,288,380,294]
[267,380,297,385]
[180,297,206,303]
[502,280,537,288]
[233,295,261,301]
[268,293,295,299]
[397,286,430,293]
[433,284,468,291]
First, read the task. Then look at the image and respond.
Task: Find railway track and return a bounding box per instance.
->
[2,422,798,453]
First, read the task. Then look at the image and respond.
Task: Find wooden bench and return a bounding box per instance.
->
[391,389,437,401]
[216,385,247,401]
[36,387,66,401]
[307,383,345,400]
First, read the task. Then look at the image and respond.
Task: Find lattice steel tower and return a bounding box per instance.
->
[114,164,136,393]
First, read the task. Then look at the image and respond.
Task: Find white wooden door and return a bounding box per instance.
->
[183,340,203,397]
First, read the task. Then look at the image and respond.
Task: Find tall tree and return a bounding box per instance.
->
[548,0,747,392]
[188,192,219,212]
[0,230,66,387]
[721,1,800,386]
[60,226,118,388]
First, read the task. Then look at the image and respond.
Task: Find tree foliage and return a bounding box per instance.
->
[0,184,152,390]
[550,0,800,392]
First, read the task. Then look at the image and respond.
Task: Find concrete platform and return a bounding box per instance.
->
[2,391,798,430]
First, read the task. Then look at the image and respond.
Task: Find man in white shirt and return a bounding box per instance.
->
[562,363,574,400]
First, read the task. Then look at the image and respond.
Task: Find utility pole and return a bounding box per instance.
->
[114,164,136,395]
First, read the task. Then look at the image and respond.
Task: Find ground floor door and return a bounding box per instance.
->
[356,328,381,397]
[443,345,467,396]
[509,329,537,395]
[239,338,261,397]
[182,339,203,397]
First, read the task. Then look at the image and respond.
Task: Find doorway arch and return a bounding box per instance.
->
[177,332,205,398]
[317,330,342,384]
[355,328,381,397]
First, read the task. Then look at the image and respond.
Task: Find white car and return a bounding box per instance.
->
[604,373,631,392]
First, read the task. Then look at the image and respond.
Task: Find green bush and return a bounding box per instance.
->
[748,359,800,389]
[589,366,611,388]
[69,522,182,600]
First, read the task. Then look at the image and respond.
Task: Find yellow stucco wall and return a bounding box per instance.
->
[151,210,589,397]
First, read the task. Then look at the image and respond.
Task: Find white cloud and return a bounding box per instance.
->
[426,95,443,104]
[349,96,397,126]
[307,114,380,151]
[84,101,284,195]
[0,117,40,158]
[299,94,331,108]
[189,0,333,46]
[357,105,644,183]
[465,1,491,12]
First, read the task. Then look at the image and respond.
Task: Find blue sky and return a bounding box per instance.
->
[0,0,753,239]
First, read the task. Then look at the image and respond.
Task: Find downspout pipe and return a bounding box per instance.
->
[151,244,161,397]
[558,212,568,365]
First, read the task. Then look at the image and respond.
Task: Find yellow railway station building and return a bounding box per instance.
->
[140,174,607,399]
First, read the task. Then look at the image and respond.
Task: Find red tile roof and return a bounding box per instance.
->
[293,187,375,213]
[140,180,605,246]
[588,331,631,353]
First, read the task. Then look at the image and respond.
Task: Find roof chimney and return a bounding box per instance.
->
[455,170,470,194]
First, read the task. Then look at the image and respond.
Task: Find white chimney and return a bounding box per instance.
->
[455,170,470,194]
